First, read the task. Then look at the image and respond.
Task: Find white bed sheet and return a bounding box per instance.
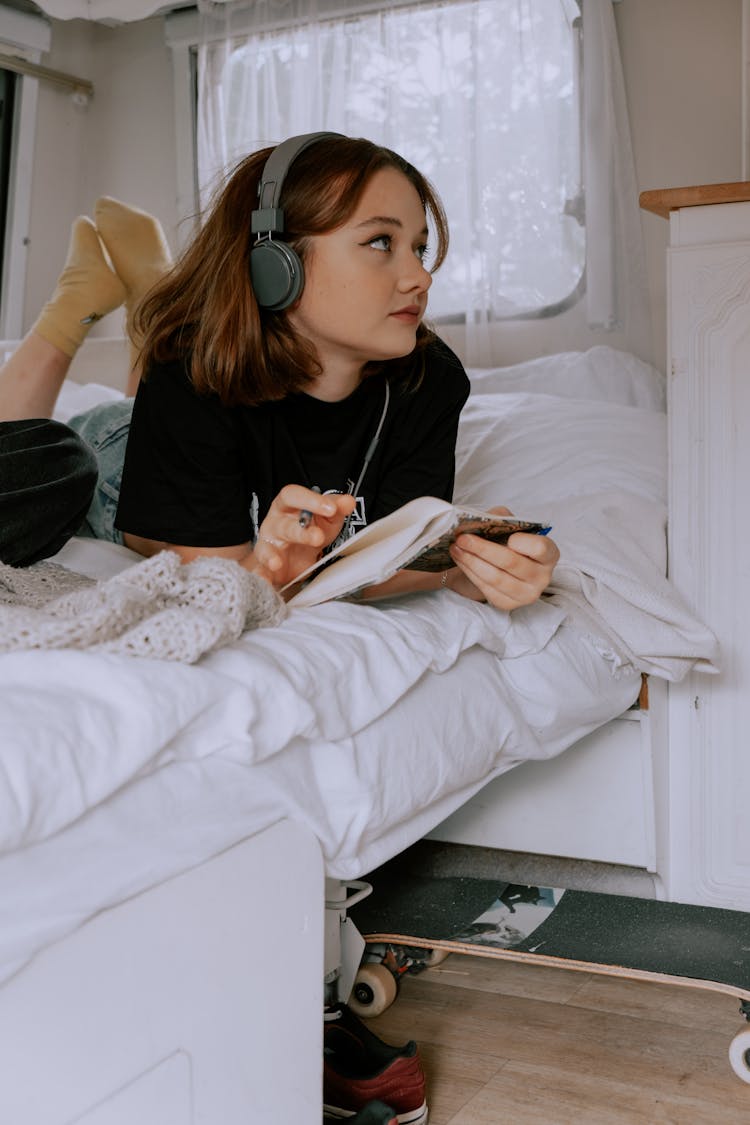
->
[0,346,718,985]
[0,584,637,986]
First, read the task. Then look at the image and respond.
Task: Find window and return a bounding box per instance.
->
[194,0,584,322]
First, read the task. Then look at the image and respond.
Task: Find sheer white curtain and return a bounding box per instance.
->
[582,0,651,359]
[196,0,334,206]
[195,0,650,364]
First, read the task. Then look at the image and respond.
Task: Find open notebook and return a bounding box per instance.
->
[284,495,550,608]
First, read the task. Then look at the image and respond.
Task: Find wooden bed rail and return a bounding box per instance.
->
[637,673,649,711]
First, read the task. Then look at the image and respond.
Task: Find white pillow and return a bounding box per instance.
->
[454,391,666,515]
[467,346,666,412]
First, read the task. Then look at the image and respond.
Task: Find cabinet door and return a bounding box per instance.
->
[666,236,750,909]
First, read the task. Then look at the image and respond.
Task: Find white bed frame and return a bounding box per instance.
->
[429,676,665,875]
[0,820,325,1124]
[4,185,748,1122]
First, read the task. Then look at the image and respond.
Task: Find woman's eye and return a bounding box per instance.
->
[416,243,429,262]
[368,234,391,252]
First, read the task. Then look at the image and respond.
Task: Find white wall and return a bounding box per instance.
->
[23,15,178,344]
[615,0,742,369]
[17,0,745,371]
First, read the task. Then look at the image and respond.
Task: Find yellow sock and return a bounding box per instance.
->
[32,217,126,358]
[94,197,173,371]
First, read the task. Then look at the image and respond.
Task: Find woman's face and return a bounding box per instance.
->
[287,167,433,390]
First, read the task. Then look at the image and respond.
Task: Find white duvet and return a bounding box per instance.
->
[0,345,719,984]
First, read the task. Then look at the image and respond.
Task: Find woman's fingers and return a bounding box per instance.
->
[277,484,339,522]
[450,530,560,610]
[252,534,286,573]
[269,487,356,544]
[252,487,358,587]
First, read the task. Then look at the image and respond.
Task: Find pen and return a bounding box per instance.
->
[299,485,322,528]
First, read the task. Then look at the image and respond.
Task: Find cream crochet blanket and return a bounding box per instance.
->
[0,551,286,662]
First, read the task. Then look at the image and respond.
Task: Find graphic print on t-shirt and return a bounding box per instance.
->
[327,482,367,553]
[345,493,367,534]
[249,492,260,543]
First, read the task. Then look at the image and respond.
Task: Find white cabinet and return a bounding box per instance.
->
[642,184,750,909]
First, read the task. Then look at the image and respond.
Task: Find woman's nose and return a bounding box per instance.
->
[399,257,432,293]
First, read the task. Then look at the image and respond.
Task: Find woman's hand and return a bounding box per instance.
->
[249,484,356,589]
[447,506,560,610]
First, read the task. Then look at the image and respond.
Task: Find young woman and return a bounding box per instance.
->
[0,133,558,608]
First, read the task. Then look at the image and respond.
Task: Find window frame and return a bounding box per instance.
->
[0,7,50,339]
[0,67,17,315]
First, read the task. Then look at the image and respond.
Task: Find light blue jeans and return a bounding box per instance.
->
[67,399,134,544]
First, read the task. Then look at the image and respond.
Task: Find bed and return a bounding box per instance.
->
[0,340,718,1123]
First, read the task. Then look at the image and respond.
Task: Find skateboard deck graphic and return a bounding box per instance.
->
[348,870,750,1085]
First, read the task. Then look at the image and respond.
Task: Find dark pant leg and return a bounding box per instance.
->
[0,418,98,566]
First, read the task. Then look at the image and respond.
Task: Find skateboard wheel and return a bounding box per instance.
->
[729,1028,750,1084]
[348,962,398,1018]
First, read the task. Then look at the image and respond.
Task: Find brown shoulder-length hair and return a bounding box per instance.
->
[134,135,449,406]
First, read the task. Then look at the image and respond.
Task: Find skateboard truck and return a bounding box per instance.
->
[324,879,373,1007]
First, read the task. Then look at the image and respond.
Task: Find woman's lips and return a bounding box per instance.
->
[390,306,421,322]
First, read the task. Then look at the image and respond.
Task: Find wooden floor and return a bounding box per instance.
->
[367,953,750,1124]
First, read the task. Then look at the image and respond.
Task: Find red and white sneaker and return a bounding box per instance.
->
[323,1004,428,1125]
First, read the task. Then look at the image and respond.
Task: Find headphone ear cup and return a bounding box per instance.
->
[250,240,305,311]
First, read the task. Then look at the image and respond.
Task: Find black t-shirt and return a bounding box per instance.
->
[115,336,470,548]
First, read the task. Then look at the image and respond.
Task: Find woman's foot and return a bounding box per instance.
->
[94,197,173,377]
[0,217,126,420]
[32,216,126,358]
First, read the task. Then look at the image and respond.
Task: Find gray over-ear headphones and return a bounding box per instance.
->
[250,131,343,311]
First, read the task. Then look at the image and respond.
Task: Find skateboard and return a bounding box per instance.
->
[347,870,750,1086]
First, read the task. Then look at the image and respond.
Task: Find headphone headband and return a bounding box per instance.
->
[251,131,343,237]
